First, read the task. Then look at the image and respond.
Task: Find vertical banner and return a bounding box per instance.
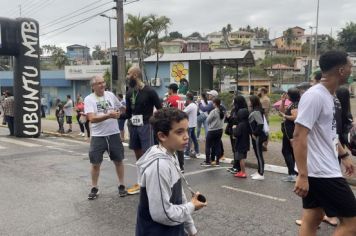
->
[13,18,41,137]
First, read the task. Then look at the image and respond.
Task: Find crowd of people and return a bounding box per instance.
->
[2,50,354,235]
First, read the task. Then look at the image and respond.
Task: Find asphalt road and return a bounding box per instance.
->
[0,127,354,236]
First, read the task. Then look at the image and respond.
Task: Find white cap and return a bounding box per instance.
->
[207,90,218,97]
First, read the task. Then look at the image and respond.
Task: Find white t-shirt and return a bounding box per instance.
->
[63,99,73,116]
[184,102,198,128]
[295,83,341,178]
[84,91,122,137]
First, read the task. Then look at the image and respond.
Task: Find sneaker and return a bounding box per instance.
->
[200,161,211,167]
[227,167,238,174]
[212,162,220,167]
[250,172,258,177]
[78,132,83,136]
[81,133,85,137]
[235,172,247,178]
[118,185,127,197]
[251,173,265,180]
[219,156,226,160]
[189,151,197,158]
[88,187,99,200]
[67,129,72,133]
[282,175,297,182]
[127,183,140,195]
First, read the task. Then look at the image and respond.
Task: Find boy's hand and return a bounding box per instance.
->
[191,192,207,210]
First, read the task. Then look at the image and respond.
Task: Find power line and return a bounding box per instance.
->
[24,0,57,17]
[42,0,112,30]
[40,8,113,37]
[21,0,48,16]
[42,0,107,28]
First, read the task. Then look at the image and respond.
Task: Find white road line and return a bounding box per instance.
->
[57,138,88,145]
[29,138,70,146]
[184,167,226,176]
[0,138,41,147]
[221,185,287,202]
[265,164,288,174]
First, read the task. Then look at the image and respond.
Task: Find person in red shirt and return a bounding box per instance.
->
[165,83,186,172]
[166,83,181,108]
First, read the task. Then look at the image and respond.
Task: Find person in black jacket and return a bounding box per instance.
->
[232,108,250,178]
[226,95,248,174]
[248,95,268,180]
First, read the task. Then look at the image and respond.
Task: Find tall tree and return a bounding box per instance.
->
[92,45,106,60]
[125,14,151,71]
[338,22,356,52]
[285,28,294,48]
[42,45,68,69]
[146,15,171,80]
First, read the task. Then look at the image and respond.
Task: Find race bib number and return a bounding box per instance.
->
[131,115,143,126]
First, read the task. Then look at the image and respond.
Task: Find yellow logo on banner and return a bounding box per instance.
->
[171,62,188,82]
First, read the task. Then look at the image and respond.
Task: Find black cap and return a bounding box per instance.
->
[166,83,178,92]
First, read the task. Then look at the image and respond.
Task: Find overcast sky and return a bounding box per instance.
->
[0,0,355,51]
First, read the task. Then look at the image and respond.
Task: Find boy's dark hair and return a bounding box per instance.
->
[150,107,188,138]
[287,87,301,103]
[67,94,71,99]
[319,51,348,73]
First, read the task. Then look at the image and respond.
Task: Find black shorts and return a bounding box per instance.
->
[128,123,154,152]
[89,133,124,164]
[66,116,72,124]
[303,177,356,217]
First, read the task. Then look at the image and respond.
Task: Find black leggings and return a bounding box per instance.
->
[205,129,223,164]
[251,135,265,175]
[282,134,297,175]
[77,114,90,137]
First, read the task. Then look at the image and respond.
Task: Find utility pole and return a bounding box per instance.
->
[314,0,320,64]
[115,0,126,94]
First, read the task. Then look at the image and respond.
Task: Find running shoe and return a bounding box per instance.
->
[251,173,265,180]
[212,162,220,167]
[88,187,99,200]
[227,167,238,174]
[118,185,127,197]
[200,161,211,167]
[234,172,247,178]
[127,183,140,195]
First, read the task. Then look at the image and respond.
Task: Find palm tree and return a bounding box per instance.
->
[146,15,171,80]
[125,14,150,70]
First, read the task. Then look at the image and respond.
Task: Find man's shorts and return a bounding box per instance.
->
[89,133,124,164]
[234,151,247,161]
[303,177,356,217]
[66,116,72,124]
[128,123,154,152]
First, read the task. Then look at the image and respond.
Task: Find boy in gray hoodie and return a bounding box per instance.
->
[136,108,207,236]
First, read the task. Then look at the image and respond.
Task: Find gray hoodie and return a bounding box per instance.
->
[207,107,224,131]
[136,145,197,236]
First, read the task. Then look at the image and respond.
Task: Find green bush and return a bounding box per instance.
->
[219,92,234,110]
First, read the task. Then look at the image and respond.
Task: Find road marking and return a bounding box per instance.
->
[0,145,5,149]
[57,138,88,145]
[29,138,70,146]
[184,167,226,176]
[0,138,41,147]
[221,185,287,202]
[265,164,288,174]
